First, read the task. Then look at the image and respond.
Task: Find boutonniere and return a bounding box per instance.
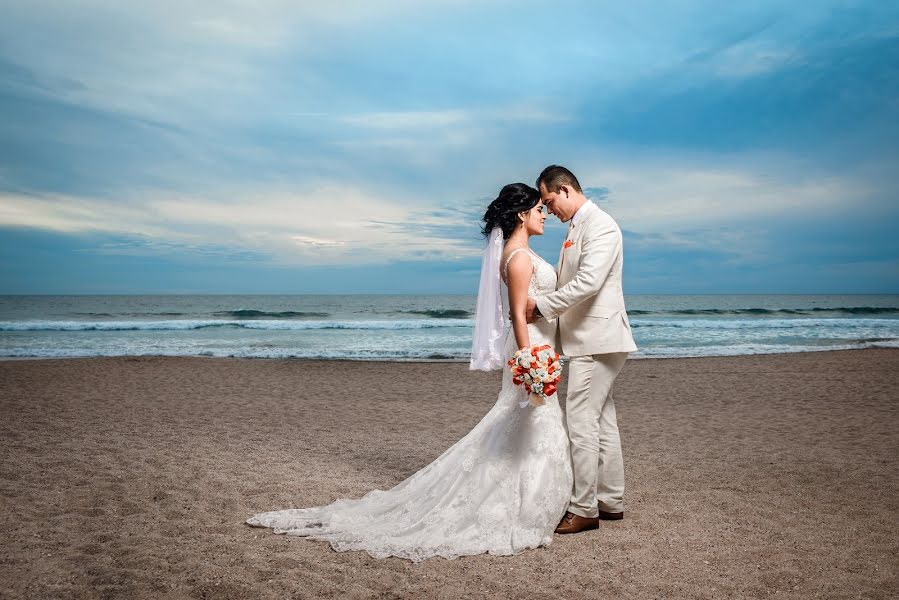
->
[563,240,574,249]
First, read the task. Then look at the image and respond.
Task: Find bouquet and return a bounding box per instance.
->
[508,344,562,407]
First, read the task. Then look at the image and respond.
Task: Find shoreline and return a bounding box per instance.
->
[1,345,897,363]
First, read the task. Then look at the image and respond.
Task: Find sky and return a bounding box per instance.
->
[0,0,897,294]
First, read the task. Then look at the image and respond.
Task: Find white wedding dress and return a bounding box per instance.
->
[246,248,573,562]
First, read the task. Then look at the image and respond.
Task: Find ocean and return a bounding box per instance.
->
[1,295,897,360]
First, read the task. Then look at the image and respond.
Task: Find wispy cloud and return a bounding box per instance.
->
[339,106,569,130]
[584,154,869,229]
[0,186,483,265]
[291,235,346,248]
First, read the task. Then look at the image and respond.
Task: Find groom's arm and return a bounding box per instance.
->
[534,220,620,321]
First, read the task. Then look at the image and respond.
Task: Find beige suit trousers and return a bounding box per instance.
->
[565,352,628,517]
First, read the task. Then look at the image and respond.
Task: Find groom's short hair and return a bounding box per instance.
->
[537,165,582,194]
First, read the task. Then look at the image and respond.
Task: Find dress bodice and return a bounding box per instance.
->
[527,250,559,297]
[501,247,558,352]
[502,247,557,297]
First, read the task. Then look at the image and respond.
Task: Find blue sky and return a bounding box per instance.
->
[1,1,897,294]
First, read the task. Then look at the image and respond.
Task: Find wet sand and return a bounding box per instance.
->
[1,349,897,599]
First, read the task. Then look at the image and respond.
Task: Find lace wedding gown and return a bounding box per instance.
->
[246,248,573,562]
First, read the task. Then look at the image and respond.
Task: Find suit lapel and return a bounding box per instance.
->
[559,204,600,284]
[557,227,569,275]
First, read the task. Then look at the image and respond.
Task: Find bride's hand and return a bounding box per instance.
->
[528,393,545,407]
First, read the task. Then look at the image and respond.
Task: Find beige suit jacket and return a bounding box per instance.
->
[535,203,638,357]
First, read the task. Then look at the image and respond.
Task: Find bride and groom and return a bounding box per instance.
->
[246,165,638,561]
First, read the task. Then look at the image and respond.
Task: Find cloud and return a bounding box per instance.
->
[338,106,568,130]
[291,235,346,248]
[0,185,484,265]
[339,110,470,130]
[80,238,268,263]
[579,19,899,160]
[0,1,896,293]
[583,187,609,201]
[581,153,869,231]
[0,192,174,237]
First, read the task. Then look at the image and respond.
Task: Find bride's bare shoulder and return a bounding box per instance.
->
[502,246,534,284]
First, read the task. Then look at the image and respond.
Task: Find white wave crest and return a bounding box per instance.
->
[0,318,474,332]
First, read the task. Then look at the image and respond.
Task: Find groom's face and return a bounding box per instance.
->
[539,183,574,223]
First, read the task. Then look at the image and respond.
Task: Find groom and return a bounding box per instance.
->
[526,165,637,534]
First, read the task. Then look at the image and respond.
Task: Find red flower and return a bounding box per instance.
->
[563,240,574,249]
[543,383,557,397]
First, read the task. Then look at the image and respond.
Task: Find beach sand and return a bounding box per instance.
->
[1,349,897,599]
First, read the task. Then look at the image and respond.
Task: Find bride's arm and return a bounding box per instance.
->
[505,253,534,350]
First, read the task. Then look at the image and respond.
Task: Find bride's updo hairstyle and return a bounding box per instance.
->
[481,183,541,239]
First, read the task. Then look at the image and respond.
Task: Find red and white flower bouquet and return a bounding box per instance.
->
[507,344,562,407]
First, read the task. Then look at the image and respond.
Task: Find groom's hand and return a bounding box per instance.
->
[525,297,540,323]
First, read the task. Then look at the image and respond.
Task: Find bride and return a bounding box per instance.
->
[246,183,573,562]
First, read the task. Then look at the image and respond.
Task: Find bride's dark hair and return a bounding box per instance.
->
[481,183,541,239]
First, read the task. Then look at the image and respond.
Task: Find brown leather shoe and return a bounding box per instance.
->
[554,511,599,534]
[597,509,624,521]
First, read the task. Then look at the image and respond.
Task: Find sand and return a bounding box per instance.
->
[1,349,897,599]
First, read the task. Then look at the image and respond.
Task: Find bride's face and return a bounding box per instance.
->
[521,201,547,237]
